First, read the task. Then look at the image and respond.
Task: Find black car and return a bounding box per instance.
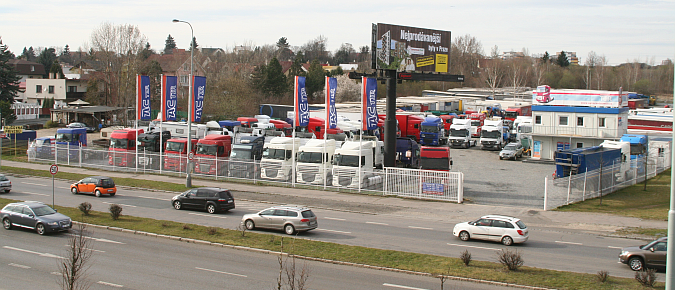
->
[171,187,235,214]
[1,201,72,235]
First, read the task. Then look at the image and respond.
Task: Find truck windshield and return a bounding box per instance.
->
[36,139,48,146]
[137,139,155,151]
[470,121,481,127]
[333,154,364,167]
[518,125,532,133]
[55,133,73,142]
[420,157,450,170]
[421,125,439,133]
[450,129,468,137]
[230,148,251,159]
[165,142,185,152]
[297,152,325,163]
[110,138,130,149]
[263,148,288,160]
[481,131,501,139]
[196,144,218,156]
[504,112,518,118]
[630,144,646,156]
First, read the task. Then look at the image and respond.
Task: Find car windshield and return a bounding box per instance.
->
[297,152,324,163]
[641,239,665,250]
[165,141,185,152]
[450,129,468,137]
[32,205,57,216]
[196,144,218,156]
[230,148,252,159]
[503,145,517,151]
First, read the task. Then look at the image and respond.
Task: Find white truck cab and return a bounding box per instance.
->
[260,137,305,182]
[448,119,475,149]
[332,141,382,189]
[296,139,337,184]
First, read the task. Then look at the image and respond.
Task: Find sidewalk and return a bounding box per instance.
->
[0,159,667,235]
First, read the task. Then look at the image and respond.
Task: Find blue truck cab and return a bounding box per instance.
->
[27,136,54,159]
[395,137,421,168]
[55,128,87,159]
[419,116,446,146]
[620,134,648,174]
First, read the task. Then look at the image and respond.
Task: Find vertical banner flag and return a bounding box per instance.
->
[362,77,378,130]
[137,75,151,120]
[294,76,309,127]
[162,75,178,121]
[325,77,337,129]
[192,76,206,122]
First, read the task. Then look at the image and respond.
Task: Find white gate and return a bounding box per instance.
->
[384,167,463,203]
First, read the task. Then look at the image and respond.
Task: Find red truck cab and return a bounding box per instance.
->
[305,117,346,140]
[468,113,486,138]
[504,105,532,122]
[194,135,232,175]
[163,138,198,172]
[396,114,424,142]
[237,117,258,134]
[439,115,456,136]
[420,146,452,171]
[108,128,144,167]
[269,119,292,136]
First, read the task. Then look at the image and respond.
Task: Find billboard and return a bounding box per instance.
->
[532,85,627,108]
[372,23,451,73]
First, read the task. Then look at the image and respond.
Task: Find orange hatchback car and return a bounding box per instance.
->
[71,176,117,197]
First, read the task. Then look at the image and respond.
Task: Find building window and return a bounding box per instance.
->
[577,117,584,126]
[48,86,55,94]
[576,142,583,148]
[36,85,42,93]
[68,86,77,93]
[534,115,542,125]
[31,65,35,72]
[598,117,606,128]
[180,75,189,85]
[559,116,568,126]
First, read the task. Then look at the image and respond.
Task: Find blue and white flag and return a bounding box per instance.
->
[295,76,309,127]
[162,75,177,121]
[192,76,206,122]
[137,75,151,120]
[362,77,378,130]
[325,77,337,129]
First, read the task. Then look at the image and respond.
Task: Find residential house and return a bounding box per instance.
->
[8,59,45,102]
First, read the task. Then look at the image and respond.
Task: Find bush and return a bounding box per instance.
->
[182,224,192,230]
[596,270,609,283]
[78,202,92,216]
[236,224,247,237]
[108,204,122,220]
[496,249,524,271]
[635,268,657,287]
[459,249,472,266]
[44,120,59,129]
[206,227,218,235]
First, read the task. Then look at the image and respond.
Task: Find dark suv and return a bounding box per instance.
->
[1,201,72,235]
[171,187,235,214]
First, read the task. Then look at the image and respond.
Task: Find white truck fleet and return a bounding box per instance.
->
[331,141,383,189]
[295,139,337,185]
[480,118,506,150]
[448,119,476,149]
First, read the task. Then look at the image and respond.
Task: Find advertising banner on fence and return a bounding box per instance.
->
[372,23,451,73]
[325,77,337,130]
[362,77,378,130]
[137,75,151,120]
[295,76,309,127]
[161,75,177,121]
[532,85,627,108]
[192,76,206,122]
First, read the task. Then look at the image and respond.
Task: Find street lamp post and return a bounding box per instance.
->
[172,19,194,188]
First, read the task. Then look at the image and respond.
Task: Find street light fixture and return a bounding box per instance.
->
[172,19,194,187]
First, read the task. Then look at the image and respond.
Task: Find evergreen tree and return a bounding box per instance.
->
[190,37,198,51]
[265,57,288,97]
[25,47,36,62]
[164,34,177,54]
[59,44,72,64]
[37,48,57,77]
[305,59,326,100]
[0,39,19,124]
[50,60,64,79]
[288,56,305,80]
[140,42,153,60]
[276,37,293,61]
[556,51,570,67]
[541,51,550,64]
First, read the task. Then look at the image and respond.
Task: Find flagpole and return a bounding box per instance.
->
[292,76,298,188]
[359,77,364,192]
[160,74,164,174]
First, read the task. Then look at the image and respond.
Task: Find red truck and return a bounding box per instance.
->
[237,117,258,134]
[439,115,456,136]
[396,114,424,142]
[108,128,144,167]
[163,138,198,172]
[468,113,486,138]
[420,146,453,171]
[504,105,532,122]
[194,135,232,176]
[306,117,347,140]
[269,119,292,136]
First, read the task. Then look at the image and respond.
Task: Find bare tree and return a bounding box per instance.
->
[584,51,601,89]
[450,34,484,87]
[275,237,311,290]
[482,58,504,98]
[58,222,94,290]
[335,74,361,102]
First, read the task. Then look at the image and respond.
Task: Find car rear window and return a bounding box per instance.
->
[301,210,315,218]
[515,220,526,229]
[217,191,232,199]
[99,178,115,187]
[0,176,7,181]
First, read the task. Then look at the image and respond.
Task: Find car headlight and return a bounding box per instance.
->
[47,221,58,226]
[620,250,628,256]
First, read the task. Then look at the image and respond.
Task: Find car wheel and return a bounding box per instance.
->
[36,223,46,235]
[513,155,517,161]
[245,219,255,230]
[284,224,296,235]
[109,192,115,197]
[206,204,216,214]
[459,231,470,241]
[95,190,102,197]
[499,156,503,160]
[629,257,644,271]
[501,236,514,246]
[71,187,78,194]
[173,201,182,210]
[2,218,12,230]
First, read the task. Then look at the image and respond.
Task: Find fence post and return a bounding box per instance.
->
[383,168,388,195]
[54,143,58,164]
[458,172,463,203]
[67,142,70,166]
[78,143,82,167]
[582,170,587,201]
[566,175,572,205]
[543,175,548,211]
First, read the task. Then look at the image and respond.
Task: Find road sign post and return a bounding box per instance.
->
[50,164,58,208]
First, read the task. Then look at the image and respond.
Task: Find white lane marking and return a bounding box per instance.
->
[64,245,105,253]
[51,272,62,275]
[102,202,136,208]
[23,191,49,197]
[196,267,247,277]
[608,246,623,249]
[555,241,583,246]
[446,243,501,251]
[324,217,346,221]
[3,246,65,259]
[22,182,47,187]
[57,187,70,190]
[136,195,168,201]
[9,263,31,269]
[408,226,433,230]
[97,281,124,288]
[315,228,351,234]
[366,221,388,226]
[188,213,227,219]
[383,283,429,290]
[66,234,126,244]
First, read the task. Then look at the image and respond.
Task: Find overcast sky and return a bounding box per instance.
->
[2,0,674,66]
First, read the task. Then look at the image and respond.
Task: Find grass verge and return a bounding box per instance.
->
[0,197,663,290]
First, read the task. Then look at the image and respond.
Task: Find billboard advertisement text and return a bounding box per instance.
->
[372,23,451,73]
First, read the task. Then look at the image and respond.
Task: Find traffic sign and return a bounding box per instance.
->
[50,164,58,175]
[0,133,5,138]
[188,152,194,161]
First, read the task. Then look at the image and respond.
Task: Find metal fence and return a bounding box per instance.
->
[543,155,670,210]
[28,144,464,203]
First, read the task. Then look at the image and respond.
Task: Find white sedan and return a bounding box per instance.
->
[452,215,529,246]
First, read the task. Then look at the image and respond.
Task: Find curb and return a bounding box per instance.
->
[72,221,555,290]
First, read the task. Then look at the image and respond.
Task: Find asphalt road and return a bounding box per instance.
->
[0,223,508,290]
[3,176,656,281]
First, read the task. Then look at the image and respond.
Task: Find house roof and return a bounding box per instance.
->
[9,59,45,76]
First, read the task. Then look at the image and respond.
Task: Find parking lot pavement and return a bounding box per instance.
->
[0,159,667,233]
